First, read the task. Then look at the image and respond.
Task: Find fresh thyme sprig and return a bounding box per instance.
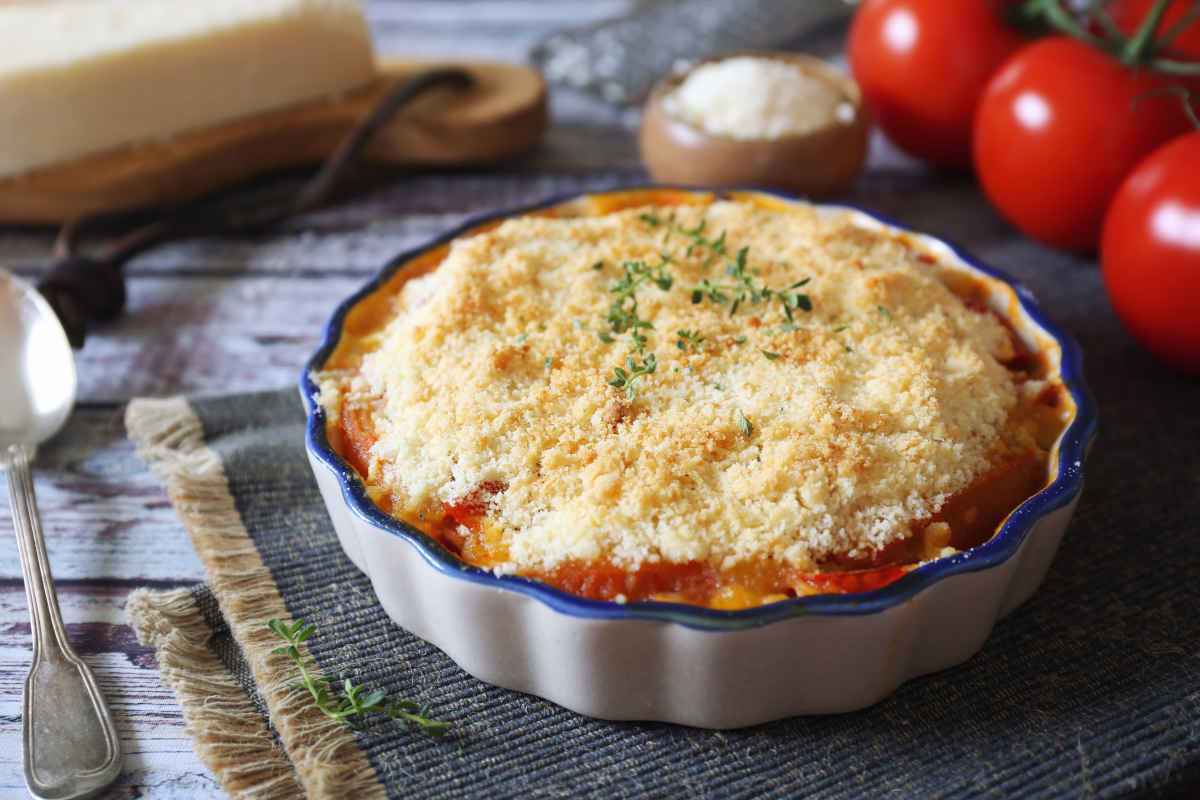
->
[608,353,657,401]
[603,210,815,403]
[642,211,816,323]
[690,246,813,322]
[600,242,675,398]
[606,257,673,353]
[267,618,450,736]
[736,409,753,438]
[676,329,705,351]
[641,212,727,267]
[678,220,728,266]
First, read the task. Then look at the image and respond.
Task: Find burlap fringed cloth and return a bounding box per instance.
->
[124,379,1200,799]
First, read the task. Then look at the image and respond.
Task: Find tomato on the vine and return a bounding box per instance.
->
[1110,0,1200,59]
[848,0,1025,168]
[1102,132,1200,374]
[973,36,1195,252]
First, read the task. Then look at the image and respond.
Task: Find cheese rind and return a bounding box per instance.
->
[0,0,375,178]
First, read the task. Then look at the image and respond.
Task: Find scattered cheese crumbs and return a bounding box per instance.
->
[319,201,1029,574]
[662,56,851,140]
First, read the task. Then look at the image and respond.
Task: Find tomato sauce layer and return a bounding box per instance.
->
[335,401,1048,610]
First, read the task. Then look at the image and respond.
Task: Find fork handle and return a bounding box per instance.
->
[5,444,122,799]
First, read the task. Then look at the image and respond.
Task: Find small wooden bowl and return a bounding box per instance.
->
[639,53,869,197]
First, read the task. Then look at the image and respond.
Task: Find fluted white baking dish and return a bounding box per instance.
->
[301,187,1097,729]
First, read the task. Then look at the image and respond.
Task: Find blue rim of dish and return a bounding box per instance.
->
[300,186,1099,632]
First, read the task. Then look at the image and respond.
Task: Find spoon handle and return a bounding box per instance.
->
[5,444,122,799]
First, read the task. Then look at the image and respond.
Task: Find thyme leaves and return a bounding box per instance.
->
[268,619,450,736]
[600,210,818,402]
[688,243,813,323]
[608,353,658,401]
[676,329,706,351]
[736,409,753,438]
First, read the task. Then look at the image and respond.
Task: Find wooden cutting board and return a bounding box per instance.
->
[0,59,547,224]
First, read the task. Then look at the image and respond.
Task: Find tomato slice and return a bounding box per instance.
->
[339,402,376,479]
[545,561,717,603]
[798,566,911,595]
[442,481,507,529]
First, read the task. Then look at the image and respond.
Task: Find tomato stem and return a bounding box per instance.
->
[1091,7,1127,41]
[1029,0,1200,75]
[1147,55,1200,75]
[1034,0,1107,46]
[1123,0,1175,63]
[1135,86,1200,129]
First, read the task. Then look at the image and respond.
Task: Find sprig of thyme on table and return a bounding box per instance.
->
[267,618,450,736]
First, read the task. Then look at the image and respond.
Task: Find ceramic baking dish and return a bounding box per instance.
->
[300,188,1097,729]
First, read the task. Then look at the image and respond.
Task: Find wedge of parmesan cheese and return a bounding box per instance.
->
[0,0,376,178]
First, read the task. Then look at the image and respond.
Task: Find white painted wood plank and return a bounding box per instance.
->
[367,0,636,61]
[67,275,362,403]
[368,0,634,28]
[0,585,222,798]
[0,408,204,584]
[0,214,468,277]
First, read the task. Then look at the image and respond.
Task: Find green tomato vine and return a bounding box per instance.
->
[1020,0,1200,74]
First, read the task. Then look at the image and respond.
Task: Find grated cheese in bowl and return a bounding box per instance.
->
[661,56,852,141]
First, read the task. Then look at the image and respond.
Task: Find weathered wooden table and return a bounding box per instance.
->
[0,3,660,796]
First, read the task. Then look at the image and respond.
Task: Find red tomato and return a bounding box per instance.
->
[848,0,1025,168]
[1101,132,1200,374]
[973,37,1195,252]
[1110,0,1200,59]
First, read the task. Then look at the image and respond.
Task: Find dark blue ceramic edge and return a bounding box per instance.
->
[299,186,1099,633]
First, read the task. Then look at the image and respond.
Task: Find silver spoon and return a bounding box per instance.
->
[0,270,121,799]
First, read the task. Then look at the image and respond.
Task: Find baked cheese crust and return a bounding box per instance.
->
[318,200,1034,574]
